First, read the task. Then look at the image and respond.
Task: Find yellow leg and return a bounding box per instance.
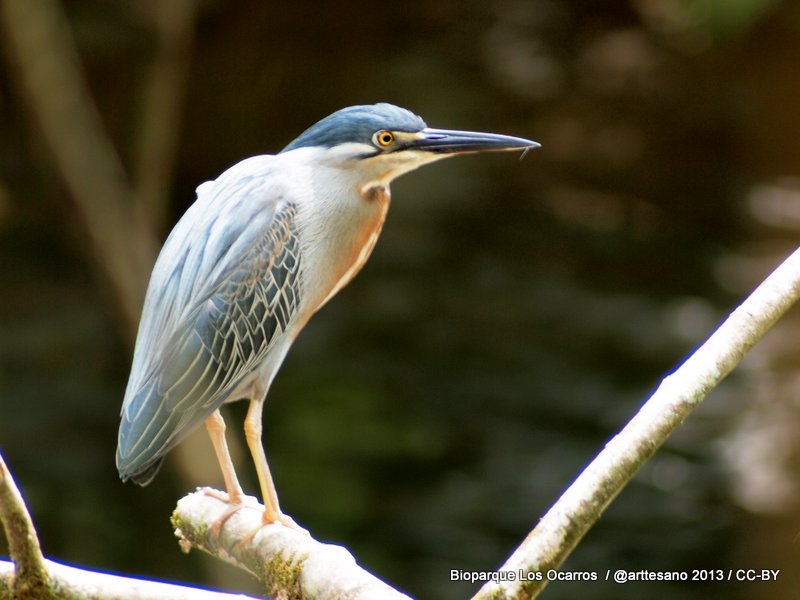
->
[244,399,281,521]
[244,399,308,534]
[205,409,245,504]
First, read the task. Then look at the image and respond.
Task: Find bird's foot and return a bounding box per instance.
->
[264,510,310,536]
[200,487,255,537]
[201,486,239,504]
[200,488,309,542]
[234,510,309,549]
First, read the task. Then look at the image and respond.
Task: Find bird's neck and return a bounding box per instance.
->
[296,178,391,314]
[320,183,391,306]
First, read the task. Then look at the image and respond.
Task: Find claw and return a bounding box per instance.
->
[232,510,309,549]
[267,510,310,536]
[202,486,240,503]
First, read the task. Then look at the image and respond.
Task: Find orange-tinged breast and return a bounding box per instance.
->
[316,184,391,309]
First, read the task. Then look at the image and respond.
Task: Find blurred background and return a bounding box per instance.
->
[1,0,799,598]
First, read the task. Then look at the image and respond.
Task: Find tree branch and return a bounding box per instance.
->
[472,246,800,599]
[0,559,263,600]
[0,452,50,598]
[0,452,262,599]
[172,491,413,600]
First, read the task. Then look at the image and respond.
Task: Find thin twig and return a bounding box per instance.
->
[472,246,800,599]
[0,452,50,597]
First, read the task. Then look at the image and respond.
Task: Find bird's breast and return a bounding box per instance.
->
[300,183,391,313]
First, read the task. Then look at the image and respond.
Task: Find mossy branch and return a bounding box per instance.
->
[172,491,413,600]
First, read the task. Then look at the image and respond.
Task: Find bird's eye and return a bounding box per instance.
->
[373,130,395,148]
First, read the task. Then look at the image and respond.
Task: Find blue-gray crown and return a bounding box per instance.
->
[281,103,427,153]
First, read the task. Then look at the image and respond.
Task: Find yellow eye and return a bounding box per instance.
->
[373,130,395,148]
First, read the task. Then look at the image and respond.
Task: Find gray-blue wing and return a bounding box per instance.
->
[116,157,303,483]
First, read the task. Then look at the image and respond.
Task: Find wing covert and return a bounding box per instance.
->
[117,158,304,481]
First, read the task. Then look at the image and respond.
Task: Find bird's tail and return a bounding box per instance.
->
[118,454,165,486]
[116,379,180,486]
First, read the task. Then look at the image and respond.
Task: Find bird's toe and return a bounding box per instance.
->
[263,510,309,536]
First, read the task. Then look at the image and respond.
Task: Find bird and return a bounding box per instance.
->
[116,102,538,531]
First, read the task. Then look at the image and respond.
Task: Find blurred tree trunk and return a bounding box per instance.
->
[0,0,158,343]
[135,0,199,236]
[0,0,201,344]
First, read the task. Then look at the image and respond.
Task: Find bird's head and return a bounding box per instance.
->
[280,103,539,186]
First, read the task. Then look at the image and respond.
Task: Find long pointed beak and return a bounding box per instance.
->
[408,127,540,154]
